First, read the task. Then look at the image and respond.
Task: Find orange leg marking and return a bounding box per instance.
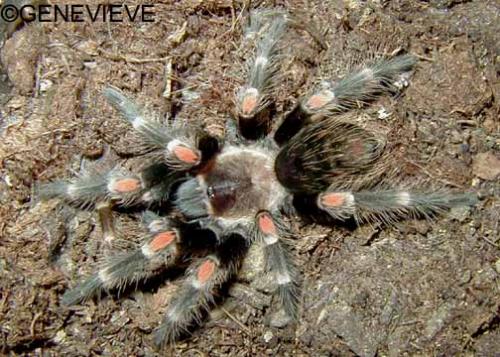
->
[349,139,366,157]
[305,90,334,110]
[112,178,141,193]
[149,231,176,252]
[173,145,200,164]
[197,260,216,284]
[241,94,258,115]
[258,213,277,235]
[321,193,346,207]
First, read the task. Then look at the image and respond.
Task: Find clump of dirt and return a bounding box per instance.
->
[1,0,498,355]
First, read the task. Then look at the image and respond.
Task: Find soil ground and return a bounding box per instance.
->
[0,0,499,356]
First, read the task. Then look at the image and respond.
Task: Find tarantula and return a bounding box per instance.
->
[39,11,476,349]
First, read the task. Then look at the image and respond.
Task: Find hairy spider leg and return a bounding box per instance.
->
[153,233,249,348]
[103,87,202,170]
[39,166,145,209]
[236,14,287,139]
[61,217,179,306]
[275,54,417,145]
[255,211,300,320]
[317,188,478,225]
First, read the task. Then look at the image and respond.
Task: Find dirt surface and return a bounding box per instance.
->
[1,0,499,356]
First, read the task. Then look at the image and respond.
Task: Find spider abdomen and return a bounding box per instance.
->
[275,118,386,193]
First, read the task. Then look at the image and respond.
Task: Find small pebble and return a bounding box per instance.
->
[473,152,500,181]
[263,330,274,343]
[377,107,391,119]
[53,330,67,343]
[39,79,52,92]
[495,259,500,275]
[269,308,292,328]
[449,206,471,222]
[413,220,430,235]
[83,61,97,69]
[460,270,472,284]
[483,117,496,133]
[450,130,462,144]
[459,143,469,154]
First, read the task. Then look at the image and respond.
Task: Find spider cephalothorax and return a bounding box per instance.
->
[39,10,476,349]
[177,143,286,223]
